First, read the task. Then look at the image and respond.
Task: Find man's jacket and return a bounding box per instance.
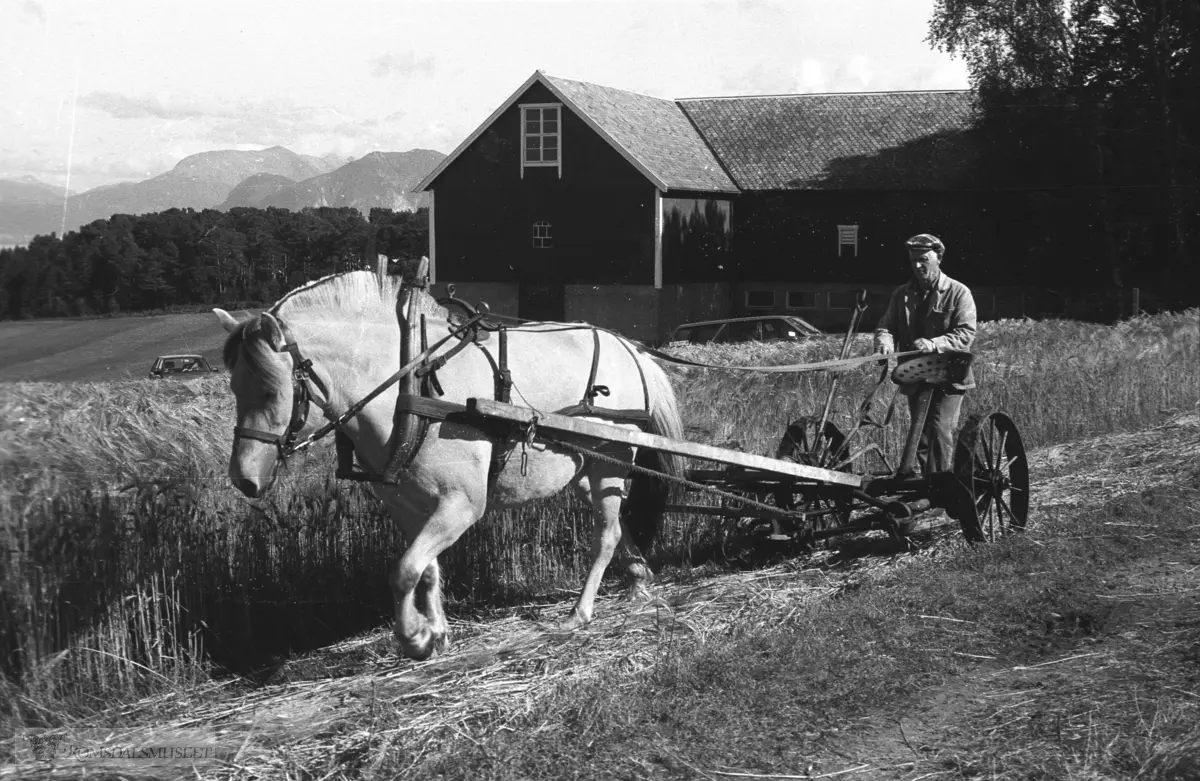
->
[874,272,977,390]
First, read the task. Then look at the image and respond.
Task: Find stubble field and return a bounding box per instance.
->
[0,308,1197,779]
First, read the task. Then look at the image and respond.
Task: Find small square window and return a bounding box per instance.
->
[787,290,817,309]
[745,290,775,309]
[533,220,552,249]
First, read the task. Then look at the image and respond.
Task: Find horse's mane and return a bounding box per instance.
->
[222,270,446,373]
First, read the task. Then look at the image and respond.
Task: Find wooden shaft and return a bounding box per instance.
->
[466,398,863,487]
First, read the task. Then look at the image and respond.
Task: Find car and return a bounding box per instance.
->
[668,315,823,345]
[148,354,219,379]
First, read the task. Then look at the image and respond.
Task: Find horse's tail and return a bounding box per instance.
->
[622,350,686,553]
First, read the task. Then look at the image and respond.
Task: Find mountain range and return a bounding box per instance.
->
[0,146,445,248]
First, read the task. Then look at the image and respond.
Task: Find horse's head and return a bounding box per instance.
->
[214,308,304,498]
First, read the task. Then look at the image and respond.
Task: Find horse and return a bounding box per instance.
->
[213,270,685,660]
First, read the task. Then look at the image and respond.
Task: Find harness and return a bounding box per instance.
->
[232,277,654,486]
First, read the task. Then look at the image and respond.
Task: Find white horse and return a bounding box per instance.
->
[214,270,684,660]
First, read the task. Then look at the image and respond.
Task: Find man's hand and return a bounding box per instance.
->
[874,337,893,356]
[913,338,936,353]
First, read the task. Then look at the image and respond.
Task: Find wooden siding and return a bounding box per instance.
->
[661,196,735,285]
[734,191,1010,286]
[431,81,657,287]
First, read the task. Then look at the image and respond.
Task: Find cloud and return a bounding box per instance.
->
[19,0,45,22]
[796,58,827,93]
[720,63,798,96]
[370,51,436,78]
[78,91,233,120]
[845,56,875,89]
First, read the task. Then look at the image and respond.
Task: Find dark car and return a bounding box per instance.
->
[148,354,219,379]
[668,315,822,345]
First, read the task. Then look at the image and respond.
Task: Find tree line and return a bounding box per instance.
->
[0,207,428,320]
[929,0,1199,295]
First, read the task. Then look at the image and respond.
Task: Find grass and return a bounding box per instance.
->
[0,309,1196,735]
[397,485,1200,780]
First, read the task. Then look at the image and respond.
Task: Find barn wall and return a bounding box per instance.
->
[656,282,732,343]
[730,280,1049,331]
[735,190,1008,286]
[564,285,659,343]
[431,81,657,287]
[433,281,520,319]
[661,196,735,284]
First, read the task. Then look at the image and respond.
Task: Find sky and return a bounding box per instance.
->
[0,0,970,193]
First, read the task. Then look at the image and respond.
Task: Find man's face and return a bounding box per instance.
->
[908,248,940,286]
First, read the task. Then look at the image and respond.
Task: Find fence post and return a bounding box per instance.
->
[377,253,388,288]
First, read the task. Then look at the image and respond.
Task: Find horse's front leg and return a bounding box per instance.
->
[389,490,479,660]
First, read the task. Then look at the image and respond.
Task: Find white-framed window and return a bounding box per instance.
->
[521,103,561,178]
[837,224,859,257]
[532,220,552,249]
[786,290,817,309]
[744,290,775,309]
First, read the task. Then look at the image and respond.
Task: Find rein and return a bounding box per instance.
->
[636,345,924,374]
[232,302,491,463]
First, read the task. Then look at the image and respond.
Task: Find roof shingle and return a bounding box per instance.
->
[678,91,979,191]
[544,75,739,193]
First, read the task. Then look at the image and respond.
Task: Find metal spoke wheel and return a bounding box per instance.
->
[954,411,1030,542]
[773,416,855,534]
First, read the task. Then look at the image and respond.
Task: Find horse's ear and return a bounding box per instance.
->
[213,308,241,334]
[259,312,288,351]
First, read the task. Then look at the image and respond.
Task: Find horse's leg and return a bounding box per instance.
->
[416,558,446,650]
[389,490,480,660]
[560,458,634,630]
[572,465,653,605]
[615,519,654,603]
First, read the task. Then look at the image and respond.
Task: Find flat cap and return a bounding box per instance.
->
[905,233,945,253]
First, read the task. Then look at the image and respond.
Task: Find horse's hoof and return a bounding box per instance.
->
[555,613,589,632]
[395,625,437,661]
[622,584,653,604]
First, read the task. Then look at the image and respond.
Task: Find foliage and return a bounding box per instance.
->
[0,206,429,320]
[928,0,1200,294]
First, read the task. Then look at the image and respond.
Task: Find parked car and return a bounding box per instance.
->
[668,315,823,345]
[148,354,219,379]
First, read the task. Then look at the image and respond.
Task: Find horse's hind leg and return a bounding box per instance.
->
[389,491,479,660]
[615,523,654,603]
[561,459,642,630]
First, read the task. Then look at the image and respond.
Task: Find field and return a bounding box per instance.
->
[0,310,253,383]
[0,308,1198,779]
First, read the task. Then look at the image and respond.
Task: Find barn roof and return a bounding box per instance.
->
[678,91,979,191]
[416,73,980,194]
[542,75,738,193]
[414,71,737,193]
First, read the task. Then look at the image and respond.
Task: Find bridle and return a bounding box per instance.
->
[232,323,334,463]
[231,296,492,468]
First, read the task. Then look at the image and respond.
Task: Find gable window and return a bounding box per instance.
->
[521,104,561,178]
[837,224,859,257]
[744,290,775,309]
[532,220,552,249]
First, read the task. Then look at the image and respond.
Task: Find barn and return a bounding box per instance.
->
[415,71,1025,342]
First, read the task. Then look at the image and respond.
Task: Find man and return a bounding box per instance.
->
[874,233,977,475]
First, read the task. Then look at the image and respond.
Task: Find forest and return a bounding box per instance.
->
[0,206,428,320]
